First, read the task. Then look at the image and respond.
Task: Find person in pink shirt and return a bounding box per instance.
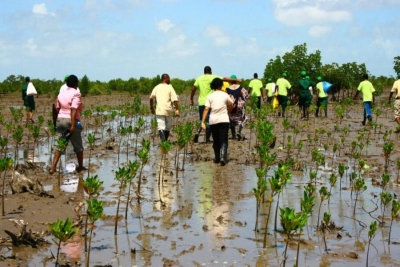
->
[50,75,86,174]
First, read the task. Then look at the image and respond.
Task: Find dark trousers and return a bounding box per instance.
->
[210,123,229,150]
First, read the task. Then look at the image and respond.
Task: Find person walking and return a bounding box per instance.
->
[298,71,314,120]
[353,74,375,125]
[201,78,233,166]
[248,73,264,109]
[190,66,241,143]
[265,78,275,104]
[50,75,86,174]
[227,75,249,140]
[21,76,36,125]
[315,76,328,117]
[275,72,292,117]
[388,72,400,132]
[149,73,179,141]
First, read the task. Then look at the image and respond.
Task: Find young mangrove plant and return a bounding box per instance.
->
[380,191,392,224]
[380,173,390,192]
[389,200,400,245]
[49,218,78,267]
[397,159,400,184]
[159,140,173,186]
[280,207,308,267]
[273,164,292,231]
[353,178,367,216]
[82,175,103,252]
[137,144,150,201]
[114,166,129,235]
[383,141,394,171]
[316,186,330,229]
[87,133,96,177]
[328,173,337,205]
[322,211,331,253]
[366,221,378,267]
[1,157,13,216]
[12,125,23,166]
[0,136,8,157]
[126,160,140,219]
[253,177,267,231]
[85,198,104,267]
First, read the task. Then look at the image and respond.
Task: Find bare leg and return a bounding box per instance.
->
[50,151,61,173]
[76,151,85,169]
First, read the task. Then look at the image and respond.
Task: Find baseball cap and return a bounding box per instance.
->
[230,75,237,79]
[301,71,307,77]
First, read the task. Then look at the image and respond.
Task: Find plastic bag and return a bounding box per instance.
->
[272,96,279,109]
[322,81,332,93]
[26,82,37,96]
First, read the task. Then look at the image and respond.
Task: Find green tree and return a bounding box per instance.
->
[80,75,90,97]
[394,56,400,73]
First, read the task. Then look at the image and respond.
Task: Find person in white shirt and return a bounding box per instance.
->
[149,73,179,141]
[60,75,80,93]
[201,78,233,166]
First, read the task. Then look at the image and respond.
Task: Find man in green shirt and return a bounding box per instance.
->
[315,76,328,117]
[265,78,275,104]
[275,72,292,117]
[248,73,263,108]
[298,71,314,121]
[353,74,375,125]
[190,66,241,142]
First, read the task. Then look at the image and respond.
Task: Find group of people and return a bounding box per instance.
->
[19,70,400,173]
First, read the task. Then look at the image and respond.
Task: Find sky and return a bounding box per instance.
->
[0,0,399,82]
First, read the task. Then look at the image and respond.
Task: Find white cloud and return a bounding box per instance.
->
[157,19,174,33]
[308,25,332,37]
[25,39,37,52]
[203,25,231,46]
[32,3,55,16]
[274,5,352,27]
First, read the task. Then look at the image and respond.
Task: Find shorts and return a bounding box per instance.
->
[277,95,288,108]
[156,115,172,131]
[24,96,35,111]
[394,100,400,119]
[317,97,328,109]
[54,118,84,153]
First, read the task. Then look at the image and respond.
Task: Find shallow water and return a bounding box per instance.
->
[20,137,400,267]
[2,99,400,267]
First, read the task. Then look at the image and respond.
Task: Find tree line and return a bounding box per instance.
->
[0,43,398,98]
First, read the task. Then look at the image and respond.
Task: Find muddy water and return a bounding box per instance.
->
[21,137,400,267]
[3,97,399,266]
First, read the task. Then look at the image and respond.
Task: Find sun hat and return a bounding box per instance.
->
[230,75,237,79]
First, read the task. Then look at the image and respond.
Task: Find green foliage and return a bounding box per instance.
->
[50,218,78,243]
[82,175,103,197]
[80,75,90,97]
[86,198,104,223]
[280,207,308,236]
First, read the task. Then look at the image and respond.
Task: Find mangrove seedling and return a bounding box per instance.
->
[380,191,392,223]
[114,166,129,235]
[85,198,104,267]
[1,157,13,216]
[381,173,390,191]
[126,160,139,219]
[159,140,173,186]
[389,200,400,245]
[253,178,267,231]
[317,186,330,229]
[273,164,292,231]
[383,141,394,171]
[366,221,378,267]
[49,218,78,267]
[353,178,367,216]
[328,173,337,205]
[137,147,150,199]
[12,125,23,166]
[82,175,103,252]
[322,212,331,252]
[87,133,95,177]
[0,136,8,157]
[397,159,400,184]
[280,207,308,267]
